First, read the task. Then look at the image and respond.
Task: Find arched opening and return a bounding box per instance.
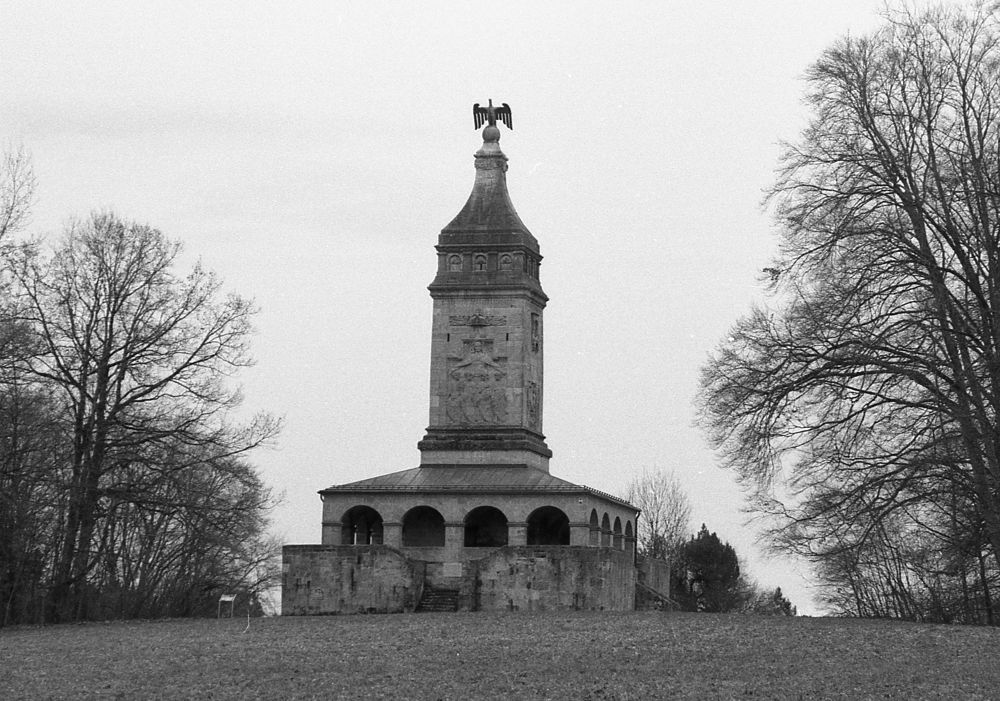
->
[448,254,462,272]
[625,520,635,557]
[527,506,570,545]
[589,509,600,546]
[402,506,445,547]
[340,506,383,545]
[464,506,508,547]
[600,513,611,547]
[613,516,623,550]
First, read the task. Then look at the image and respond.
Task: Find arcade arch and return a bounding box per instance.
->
[526,506,570,545]
[402,505,445,547]
[341,505,383,545]
[464,506,508,547]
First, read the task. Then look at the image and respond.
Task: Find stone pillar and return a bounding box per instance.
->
[508,522,528,546]
[321,522,341,545]
[625,536,638,563]
[445,522,465,551]
[569,522,590,546]
[383,522,402,548]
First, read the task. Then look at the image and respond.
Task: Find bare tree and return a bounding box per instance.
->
[625,467,691,561]
[0,144,51,625]
[7,212,279,621]
[0,145,36,242]
[699,3,1000,623]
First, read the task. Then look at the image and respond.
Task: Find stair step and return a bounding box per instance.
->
[417,588,459,613]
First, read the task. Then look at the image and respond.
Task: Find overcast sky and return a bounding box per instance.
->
[2,1,904,615]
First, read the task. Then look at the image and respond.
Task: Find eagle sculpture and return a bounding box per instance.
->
[473,100,512,130]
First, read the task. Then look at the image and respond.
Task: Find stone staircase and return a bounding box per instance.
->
[417,588,459,612]
[636,582,679,611]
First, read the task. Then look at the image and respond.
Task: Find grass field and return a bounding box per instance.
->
[2,611,999,699]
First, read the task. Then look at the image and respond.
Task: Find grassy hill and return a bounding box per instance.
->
[2,611,998,699]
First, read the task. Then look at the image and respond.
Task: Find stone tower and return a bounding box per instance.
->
[418,122,552,471]
[283,108,642,616]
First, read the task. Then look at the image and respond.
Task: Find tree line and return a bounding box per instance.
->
[627,469,795,615]
[699,2,1000,624]
[0,149,279,625]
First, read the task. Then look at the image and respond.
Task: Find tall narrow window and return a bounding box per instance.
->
[531,313,540,352]
[474,254,487,272]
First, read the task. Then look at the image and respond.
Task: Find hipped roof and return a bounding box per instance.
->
[320,465,635,511]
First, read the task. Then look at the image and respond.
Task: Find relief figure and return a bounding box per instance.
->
[446,339,508,424]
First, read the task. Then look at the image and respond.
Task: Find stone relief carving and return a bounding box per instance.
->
[446,339,508,425]
[527,380,540,428]
[449,312,507,327]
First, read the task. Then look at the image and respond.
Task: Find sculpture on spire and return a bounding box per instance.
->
[473,99,512,130]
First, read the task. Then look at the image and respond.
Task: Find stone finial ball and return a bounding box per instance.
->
[483,125,501,142]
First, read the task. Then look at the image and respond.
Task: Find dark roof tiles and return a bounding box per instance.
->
[320,465,634,509]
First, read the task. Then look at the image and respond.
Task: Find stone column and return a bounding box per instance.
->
[569,522,590,546]
[508,521,528,546]
[445,522,465,552]
[625,536,638,563]
[382,522,403,548]
[321,522,341,545]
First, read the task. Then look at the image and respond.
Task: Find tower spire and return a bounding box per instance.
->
[418,105,551,470]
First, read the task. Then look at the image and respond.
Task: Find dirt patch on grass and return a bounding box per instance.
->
[2,612,998,699]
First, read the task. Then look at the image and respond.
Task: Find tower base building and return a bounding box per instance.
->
[282,109,648,614]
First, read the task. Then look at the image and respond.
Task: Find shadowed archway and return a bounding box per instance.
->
[402,505,446,547]
[340,506,383,545]
[527,506,570,545]
[464,506,508,547]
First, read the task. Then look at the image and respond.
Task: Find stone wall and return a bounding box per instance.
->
[283,544,636,614]
[471,546,635,612]
[637,555,671,598]
[282,545,424,615]
[635,555,673,609]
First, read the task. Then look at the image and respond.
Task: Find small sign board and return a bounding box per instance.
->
[442,562,463,578]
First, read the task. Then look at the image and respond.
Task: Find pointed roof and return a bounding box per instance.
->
[320,465,635,510]
[440,125,538,247]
